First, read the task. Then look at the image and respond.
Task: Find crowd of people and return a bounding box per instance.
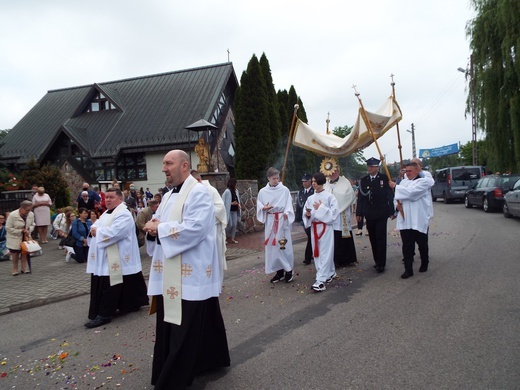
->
[1,151,436,388]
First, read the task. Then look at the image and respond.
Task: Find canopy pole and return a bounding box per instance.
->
[281,103,299,183]
[353,86,404,219]
[390,74,404,171]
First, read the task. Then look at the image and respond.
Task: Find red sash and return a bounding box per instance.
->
[312,222,327,258]
[264,212,282,246]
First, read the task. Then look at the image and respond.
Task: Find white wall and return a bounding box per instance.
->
[130,150,198,194]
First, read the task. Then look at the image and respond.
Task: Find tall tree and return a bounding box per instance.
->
[21,158,71,207]
[466,0,520,172]
[277,86,320,190]
[234,55,272,181]
[259,53,282,157]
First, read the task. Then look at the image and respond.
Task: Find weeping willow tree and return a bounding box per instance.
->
[466,0,520,172]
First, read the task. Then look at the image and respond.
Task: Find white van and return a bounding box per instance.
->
[431,166,485,203]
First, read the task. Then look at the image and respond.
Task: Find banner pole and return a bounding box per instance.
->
[353,86,404,219]
[390,74,404,171]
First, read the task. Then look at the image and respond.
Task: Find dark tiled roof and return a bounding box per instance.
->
[0,62,237,162]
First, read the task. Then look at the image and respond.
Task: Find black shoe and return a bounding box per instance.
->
[85,316,112,328]
[376,266,385,273]
[401,271,413,279]
[284,270,294,283]
[419,265,428,272]
[303,259,311,265]
[373,264,378,269]
[270,270,284,283]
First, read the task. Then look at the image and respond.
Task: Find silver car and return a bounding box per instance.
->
[503,178,520,218]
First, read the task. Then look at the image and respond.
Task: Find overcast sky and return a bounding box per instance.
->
[0,0,475,165]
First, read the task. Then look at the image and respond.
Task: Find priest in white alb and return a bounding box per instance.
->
[144,150,230,389]
[85,187,149,329]
[191,169,228,291]
[322,158,358,267]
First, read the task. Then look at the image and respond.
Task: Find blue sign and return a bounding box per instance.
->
[419,143,459,158]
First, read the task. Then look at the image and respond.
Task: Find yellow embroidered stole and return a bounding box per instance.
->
[162,175,198,325]
[103,203,127,286]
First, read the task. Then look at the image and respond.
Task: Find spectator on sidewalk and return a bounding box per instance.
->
[76,182,101,204]
[6,200,35,275]
[32,186,52,244]
[71,208,92,263]
[222,178,240,244]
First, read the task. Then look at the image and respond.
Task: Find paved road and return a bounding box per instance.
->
[1,205,519,389]
[0,229,304,315]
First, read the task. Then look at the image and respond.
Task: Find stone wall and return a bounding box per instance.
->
[236,179,263,234]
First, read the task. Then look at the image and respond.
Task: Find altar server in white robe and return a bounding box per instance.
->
[323,160,358,267]
[303,172,339,292]
[191,169,228,291]
[85,187,149,329]
[389,161,434,279]
[257,167,295,284]
[144,150,230,390]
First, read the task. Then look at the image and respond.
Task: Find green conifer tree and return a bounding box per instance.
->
[234,55,272,182]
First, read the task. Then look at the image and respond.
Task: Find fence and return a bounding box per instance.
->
[0,190,33,214]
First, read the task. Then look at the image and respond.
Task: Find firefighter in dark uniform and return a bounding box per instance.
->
[295,174,314,265]
[356,158,395,273]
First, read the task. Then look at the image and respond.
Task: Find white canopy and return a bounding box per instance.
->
[292,96,402,157]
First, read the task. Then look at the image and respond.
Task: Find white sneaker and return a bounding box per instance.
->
[65,252,71,262]
[312,281,326,292]
[326,272,337,283]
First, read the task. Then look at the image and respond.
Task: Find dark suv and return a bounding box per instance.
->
[464,174,520,212]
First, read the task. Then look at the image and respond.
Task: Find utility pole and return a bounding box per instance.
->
[458,56,478,165]
[407,123,416,158]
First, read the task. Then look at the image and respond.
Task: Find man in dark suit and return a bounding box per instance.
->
[295,174,314,265]
[356,157,395,273]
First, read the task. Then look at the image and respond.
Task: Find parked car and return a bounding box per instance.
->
[503,178,520,218]
[432,166,485,203]
[464,174,520,212]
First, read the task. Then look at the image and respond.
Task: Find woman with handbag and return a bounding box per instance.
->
[71,208,92,263]
[6,200,35,275]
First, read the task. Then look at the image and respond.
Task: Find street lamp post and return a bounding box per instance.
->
[458,57,478,165]
[406,123,416,158]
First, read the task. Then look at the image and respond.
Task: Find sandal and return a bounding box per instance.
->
[21,270,31,274]
[12,272,19,276]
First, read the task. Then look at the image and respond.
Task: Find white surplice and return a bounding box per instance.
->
[394,175,434,234]
[324,176,355,234]
[147,182,221,301]
[202,180,228,291]
[257,182,295,274]
[86,203,143,276]
[303,190,338,283]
